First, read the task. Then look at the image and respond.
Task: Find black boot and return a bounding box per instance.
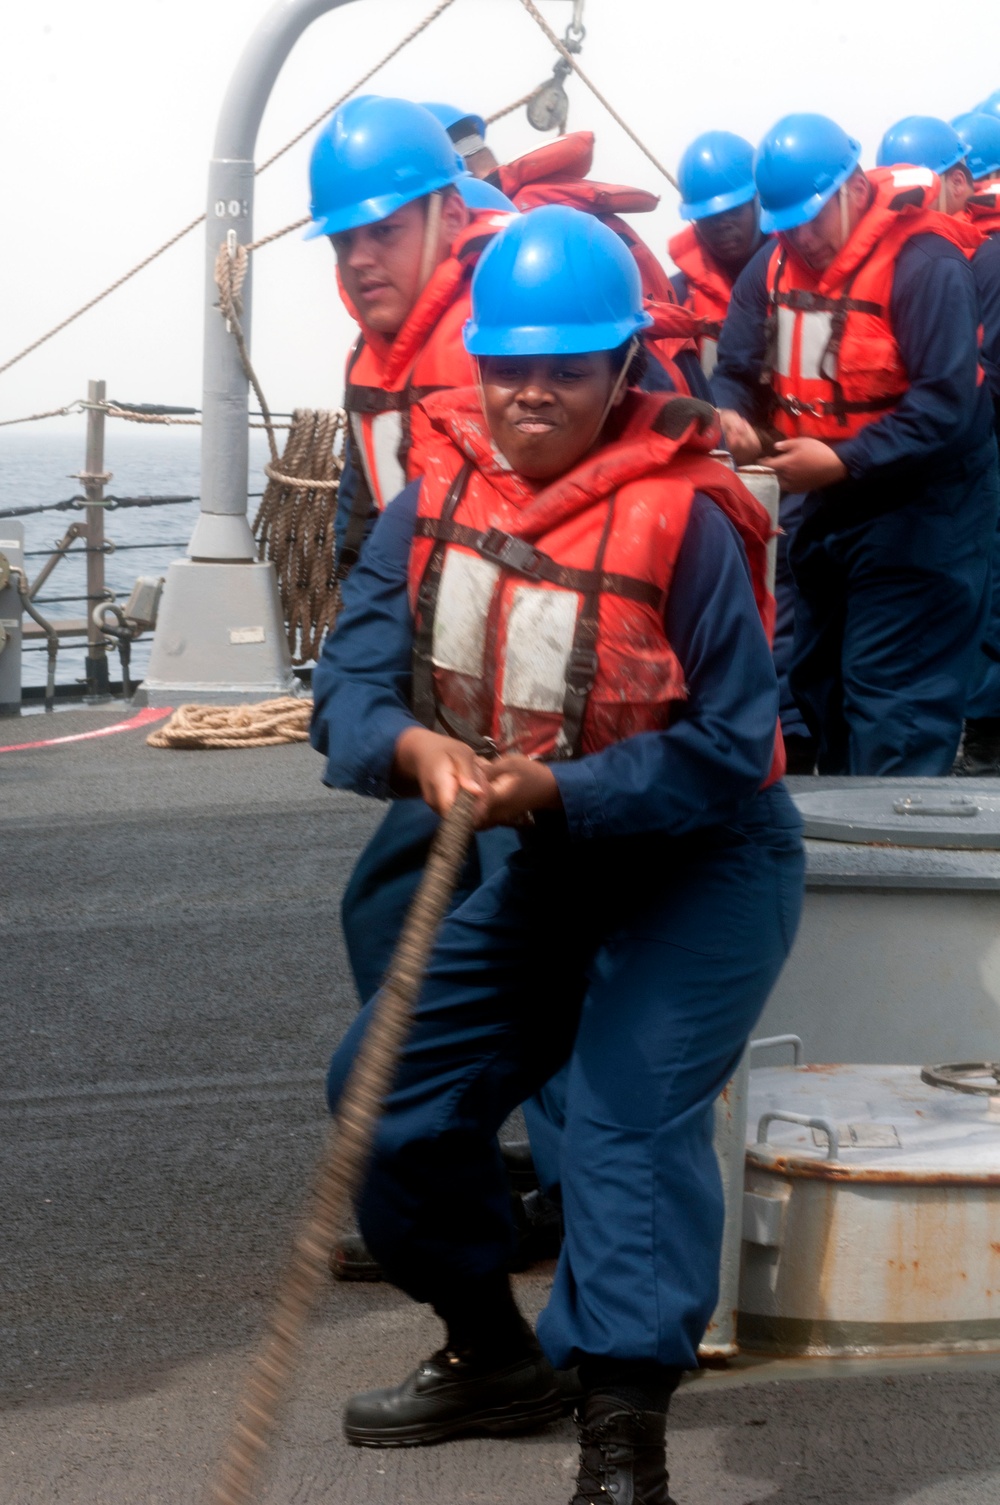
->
[570,1393,678,1505]
[956,718,1000,775]
[344,1341,565,1447]
[330,1230,383,1281]
[344,1272,564,1447]
[510,1187,564,1270]
[782,733,817,775]
[501,1138,541,1193]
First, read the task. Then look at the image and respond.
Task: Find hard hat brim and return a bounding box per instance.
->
[304,171,460,239]
[876,144,967,174]
[463,310,654,357]
[679,180,757,222]
[456,175,518,213]
[758,145,861,234]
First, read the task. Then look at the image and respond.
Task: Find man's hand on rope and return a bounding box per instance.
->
[481,754,561,828]
[718,409,764,467]
[769,437,848,492]
[392,730,562,828]
[393,728,491,824]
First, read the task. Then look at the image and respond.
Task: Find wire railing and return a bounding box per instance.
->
[0,389,272,705]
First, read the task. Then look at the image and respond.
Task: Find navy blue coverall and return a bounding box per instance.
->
[965,231,1000,720]
[334,347,713,1003]
[713,234,1000,775]
[311,480,804,1370]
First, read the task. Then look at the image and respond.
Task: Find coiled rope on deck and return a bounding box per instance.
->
[210,789,477,1505]
[146,697,311,749]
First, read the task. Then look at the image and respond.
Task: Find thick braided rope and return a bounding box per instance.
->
[253,409,346,664]
[213,243,279,464]
[209,789,476,1505]
[485,89,539,126]
[146,698,310,749]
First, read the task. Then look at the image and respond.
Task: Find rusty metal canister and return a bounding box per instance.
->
[740,1063,1000,1357]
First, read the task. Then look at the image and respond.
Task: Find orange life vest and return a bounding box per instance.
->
[764,166,981,440]
[496,133,697,388]
[407,387,784,780]
[339,211,509,575]
[667,225,741,379]
[968,187,1000,237]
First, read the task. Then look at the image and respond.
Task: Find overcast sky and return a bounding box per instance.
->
[2,0,999,429]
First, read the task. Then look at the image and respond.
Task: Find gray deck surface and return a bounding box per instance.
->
[4,705,1000,1503]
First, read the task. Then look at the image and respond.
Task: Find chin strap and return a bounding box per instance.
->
[417,190,445,292]
[592,336,638,446]
[838,184,851,249]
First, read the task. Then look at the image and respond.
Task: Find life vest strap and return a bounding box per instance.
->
[770,288,884,317]
[343,382,447,415]
[413,517,665,609]
[412,463,475,734]
[772,390,903,420]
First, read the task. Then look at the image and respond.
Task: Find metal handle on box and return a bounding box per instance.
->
[756,1110,840,1161]
[750,1033,804,1065]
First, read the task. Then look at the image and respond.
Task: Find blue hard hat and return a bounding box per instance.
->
[306,95,465,239]
[677,131,757,221]
[952,111,1000,179]
[421,101,488,144]
[877,115,966,174]
[754,114,862,234]
[455,174,517,213]
[464,205,653,357]
[974,90,1000,124]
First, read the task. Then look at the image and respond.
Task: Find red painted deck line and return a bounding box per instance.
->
[0,706,171,753]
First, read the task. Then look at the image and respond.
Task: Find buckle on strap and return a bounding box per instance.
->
[564,647,599,694]
[781,395,818,418]
[478,528,540,575]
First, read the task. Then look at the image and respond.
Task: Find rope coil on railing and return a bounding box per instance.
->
[254,410,348,664]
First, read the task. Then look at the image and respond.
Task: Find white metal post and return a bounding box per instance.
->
[143,0,360,704]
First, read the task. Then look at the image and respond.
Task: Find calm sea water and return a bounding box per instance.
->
[0,423,272,691]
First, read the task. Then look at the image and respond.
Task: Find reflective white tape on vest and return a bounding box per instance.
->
[798,309,835,381]
[700,337,719,380]
[501,585,578,713]
[890,166,936,190]
[432,550,499,676]
[369,411,407,508]
[775,306,796,378]
[351,409,408,510]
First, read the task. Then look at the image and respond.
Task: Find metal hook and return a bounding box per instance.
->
[565,0,585,49]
